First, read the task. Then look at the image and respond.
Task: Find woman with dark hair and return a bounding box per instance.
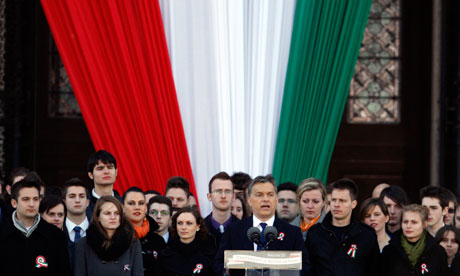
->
[123,187,166,275]
[74,196,143,276]
[231,193,249,220]
[381,204,449,276]
[159,206,216,276]
[39,194,66,229]
[435,225,460,275]
[360,198,390,252]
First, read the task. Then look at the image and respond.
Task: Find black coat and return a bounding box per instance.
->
[203,213,239,248]
[140,216,167,276]
[381,231,449,276]
[215,216,311,276]
[448,254,460,276]
[305,212,380,276]
[0,216,71,276]
[160,235,216,276]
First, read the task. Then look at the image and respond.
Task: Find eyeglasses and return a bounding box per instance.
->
[278,198,297,204]
[448,208,456,214]
[149,210,170,217]
[212,189,233,196]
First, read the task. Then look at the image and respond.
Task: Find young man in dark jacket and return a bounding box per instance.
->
[305,178,380,276]
[0,179,71,276]
[86,150,122,219]
[204,171,240,248]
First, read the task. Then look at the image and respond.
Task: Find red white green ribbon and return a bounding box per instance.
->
[347,244,357,259]
[421,263,429,274]
[35,256,48,268]
[193,264,203,274]
[277,232,285,241]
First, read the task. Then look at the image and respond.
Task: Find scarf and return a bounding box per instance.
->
[134,218,150,238]
[12,211,40,238]
[86,224,133,261]
[401,232,427,267]
[300,215,320,232]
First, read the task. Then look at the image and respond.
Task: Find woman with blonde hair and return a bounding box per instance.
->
[296,177,327,240]
[74,196,143,276]
[381,204,448,275]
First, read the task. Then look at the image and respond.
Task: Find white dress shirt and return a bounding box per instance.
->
[252,215,275,251]
[65,217,89,242]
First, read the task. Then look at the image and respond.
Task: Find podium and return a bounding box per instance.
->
[224,250,302,276]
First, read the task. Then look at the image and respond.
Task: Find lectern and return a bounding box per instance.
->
[224,250,302,276]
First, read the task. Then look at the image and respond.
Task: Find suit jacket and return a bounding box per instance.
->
[214,216,311,276]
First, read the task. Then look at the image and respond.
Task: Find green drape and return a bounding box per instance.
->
[272,0,372,184]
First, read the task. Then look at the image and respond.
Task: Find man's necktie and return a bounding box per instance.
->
[74,226,81,243]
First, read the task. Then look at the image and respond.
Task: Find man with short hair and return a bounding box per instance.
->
[379,185,409,234]
[204,172,239,248]
[148,195,172,243]
[165,176,190,211]
[215,175,311,275]
[0,179,70,275]
[86,150,122,218]
[276,182,300,225]
[371,183,390,198]
[144,190,160,205]
[62,178,90,271]
[306,178,380,276]
[442,188,458,225]
[420,186,449,236]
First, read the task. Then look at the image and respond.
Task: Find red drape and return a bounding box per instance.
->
[40,0,197,202]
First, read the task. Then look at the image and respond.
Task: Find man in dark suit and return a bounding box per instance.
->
[86,150,122,219]
[62,178,90,272]
[214,174,311,275]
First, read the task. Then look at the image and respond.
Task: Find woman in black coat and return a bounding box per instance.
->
[381,204,448,276]
[435,225,460,276]
[159,206,216,276]
[123,187,167,275]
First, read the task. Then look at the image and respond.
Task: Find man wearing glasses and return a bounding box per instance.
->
[148,195,173,243]
[204,171,239,248]
[276,182,300,226]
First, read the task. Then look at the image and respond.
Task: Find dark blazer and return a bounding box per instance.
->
[160,235,216,276]
[214,216,311,276]
[305,212,380,276]
[140,216,167,276]
[0,217,71,276]
[204,213,239,248]
[63,223,76,273]
[381,231,449,276]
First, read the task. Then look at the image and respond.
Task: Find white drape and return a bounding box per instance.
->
[159,0,296,216]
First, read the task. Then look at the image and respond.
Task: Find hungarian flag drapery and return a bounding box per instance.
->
[41,0,372,215]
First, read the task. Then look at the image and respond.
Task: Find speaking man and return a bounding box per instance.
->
[214,175,311,275]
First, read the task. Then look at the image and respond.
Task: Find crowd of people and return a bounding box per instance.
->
[0,149,459,275]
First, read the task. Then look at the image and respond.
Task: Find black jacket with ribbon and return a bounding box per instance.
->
[381,230,449,276]
[160,235,216,276]
[305,212,381,276]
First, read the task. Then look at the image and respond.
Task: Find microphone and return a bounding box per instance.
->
[263,226,278,249]
[247,227,263,248]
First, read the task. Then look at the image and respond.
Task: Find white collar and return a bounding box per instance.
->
[92,188,114,199]
[252,215,275,228]
[65,217,89,233]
